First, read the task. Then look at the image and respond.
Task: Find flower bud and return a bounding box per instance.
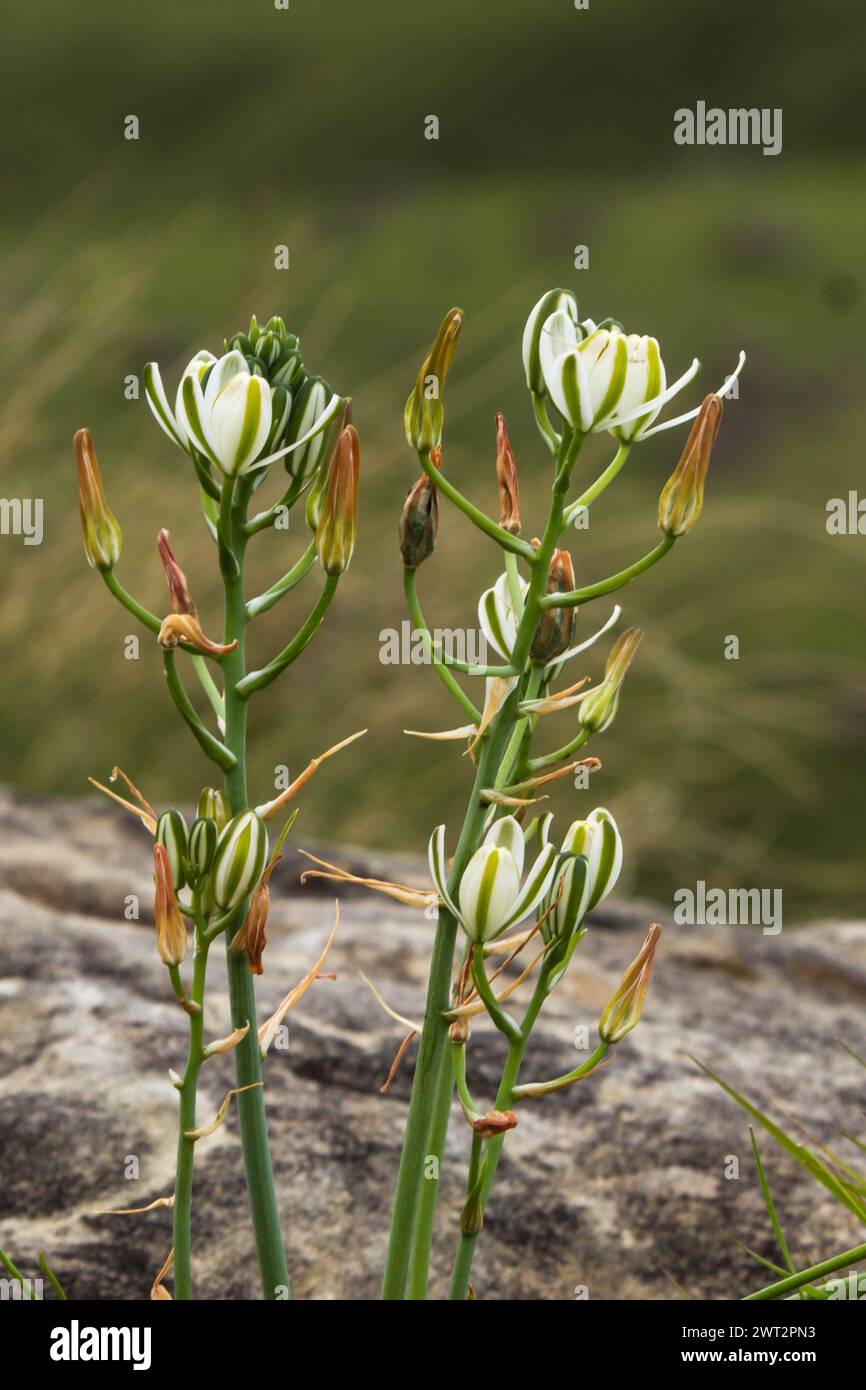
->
[74,428,123,572]
[153,842,187,967]
[458,843,521,941]
[156,809,189,891]
[210,811,269,913]
[658,393,722,537]
[197,787,229,832]
[315,424,360,575]
[531,548,576,663]
[157,529,197,616]
[284,379,349,485]
[230,880,270,975]
[579,627,643,734]
[399,454,439,569]
[452,815,557,942]
[545,807,623,941]
[225,315,304,391]
[403,308,463,452]
[522,289,578,394]
[187,816,218,882]
[598,923,661,1044]
[495,412,521,534]
[177,349,273,477]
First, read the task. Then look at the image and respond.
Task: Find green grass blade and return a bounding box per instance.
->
[691,1057,866,1225]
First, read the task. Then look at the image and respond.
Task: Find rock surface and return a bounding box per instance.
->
[1,786,864,1301]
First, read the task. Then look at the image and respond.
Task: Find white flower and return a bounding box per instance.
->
[538,308,745,442]
[546,807,623,941]
[145,349,340,477]
[478,571,621,675]
[429,815,558,941]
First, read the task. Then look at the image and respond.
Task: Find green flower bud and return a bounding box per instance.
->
[74,428,123,572]
[580,628,643,734]
[187,817,218,882]
[284,378,347,485]
[210,811,269,913]
[156,809,188,891]
[197,787,229,832]
[225,316,304,390]
[404,308,463,452]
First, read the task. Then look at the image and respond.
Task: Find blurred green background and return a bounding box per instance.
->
[2,0,864,918]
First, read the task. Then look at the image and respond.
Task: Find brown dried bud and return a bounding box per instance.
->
[153,842,187,967]
[315,424,360,575]
[399,454,440,569]
[471,1108,518,1139]
[230,881,270,975]
[157,529,197,617]
[658,394,722,538]
[157,613,238,656]
[495,412,521,534]
[598,922,661,1044]
[530,548,577,662]
[448,1014,471,1045]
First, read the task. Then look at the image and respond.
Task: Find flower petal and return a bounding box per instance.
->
[428,824,460,920]
[144,362,187,449]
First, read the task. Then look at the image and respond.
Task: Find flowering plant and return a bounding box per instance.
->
[309,294,744,1298]
[74,315,362,1300]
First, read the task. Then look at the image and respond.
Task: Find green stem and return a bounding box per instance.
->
[511,1039,609,1098]
[418,450,537,561]
[564,443,631,522]
[407,1044,460,1300]
[172,922,208,1301]
[471,945,522,1043]
[220,481,291,1301]
[529,726,591,773]
[494,665,543,788]
[246,541,317,618]
[101,568,216,659]
[382,427,584,1300]
[191,654,225,724]
[530,391,561,456]
[163,651,235,770]
[236,574,339,698]
[447,962,556,1299]
[541,535,676,609]
[448,1036,526,1299]
[403,569,482,723]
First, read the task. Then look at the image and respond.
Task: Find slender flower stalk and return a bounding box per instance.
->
[77,313,359,1299]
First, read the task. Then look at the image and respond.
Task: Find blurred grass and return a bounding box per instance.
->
[1,0,864,919]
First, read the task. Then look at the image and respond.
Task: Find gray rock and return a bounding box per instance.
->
[0,786,864,1301]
